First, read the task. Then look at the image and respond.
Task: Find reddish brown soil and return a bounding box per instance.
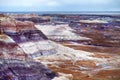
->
[46,59,120,80]
[59,42,120,55]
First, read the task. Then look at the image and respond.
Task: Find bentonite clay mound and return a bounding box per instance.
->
[0,35,57,80]
[0,60,57,80]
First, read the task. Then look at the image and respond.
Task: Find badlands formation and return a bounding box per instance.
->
[0,13,120,80]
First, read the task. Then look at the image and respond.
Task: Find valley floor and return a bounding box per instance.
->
[35,41,120,80]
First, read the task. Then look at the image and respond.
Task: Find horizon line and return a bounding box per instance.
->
[0,11,120,12]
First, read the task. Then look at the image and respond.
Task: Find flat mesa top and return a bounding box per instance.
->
[79,20,108,24]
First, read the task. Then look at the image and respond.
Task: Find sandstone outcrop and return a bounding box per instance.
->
[1,20,35,33]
